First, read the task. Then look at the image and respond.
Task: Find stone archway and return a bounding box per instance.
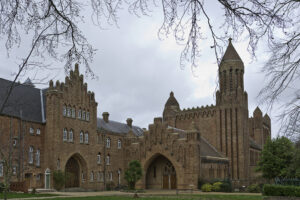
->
[65,153,87,188]
[145,154,177,189]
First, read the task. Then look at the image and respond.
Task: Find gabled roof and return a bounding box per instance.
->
[0,78,46,123]
[97,118,144,136]
[221,38,242,63]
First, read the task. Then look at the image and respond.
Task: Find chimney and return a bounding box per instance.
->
[102,112,109,123]
[126,118,133,127]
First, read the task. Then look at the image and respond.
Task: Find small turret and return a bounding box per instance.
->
[163,91,180,126]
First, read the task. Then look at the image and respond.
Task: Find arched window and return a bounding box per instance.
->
[69,129,73,142]
[86,111,90,121]
[106,138,111,148]
[80,131,84,143]
[63,105,66,116]
[82,110,86,120]
[97,153,101,164]
[85,132,89,144]
[36,128,41,135]
[90,171,94,181]
[117,139,121,149]
[72,107,76,118]
[63,128,68,141]
[67,106,71,117]
[106,154,110,165]
[29,146,34,164]
[78,109,82,119]
[36,149,40,167]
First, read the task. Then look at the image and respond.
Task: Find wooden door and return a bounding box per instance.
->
[171,175,176,189]
[163,175,169,189]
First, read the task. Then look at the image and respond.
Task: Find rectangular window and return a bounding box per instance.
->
[85,133,89,144]
[36,129,41,135]
[36,150,40,167]
[29,127,34,135]
[0,163,3,177]
[29,147,34,164]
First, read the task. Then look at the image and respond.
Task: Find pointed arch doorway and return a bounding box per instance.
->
[146,154,177,189]
[65,153,87,188]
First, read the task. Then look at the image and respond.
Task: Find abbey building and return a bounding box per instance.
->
[0,40,271,190]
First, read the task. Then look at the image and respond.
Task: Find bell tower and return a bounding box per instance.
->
[215,38,250,183]
[216,38,247,106]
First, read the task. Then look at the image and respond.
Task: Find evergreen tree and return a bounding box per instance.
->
[124,160,143,190]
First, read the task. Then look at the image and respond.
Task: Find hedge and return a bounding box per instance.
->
[263,184,300,197]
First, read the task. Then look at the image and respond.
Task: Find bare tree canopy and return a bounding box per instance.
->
[0,0,300,136]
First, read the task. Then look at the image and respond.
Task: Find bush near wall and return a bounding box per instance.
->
[263,184,300,197]
[247,184,261,193]
[0,182,4,193]
[201,183,212,192]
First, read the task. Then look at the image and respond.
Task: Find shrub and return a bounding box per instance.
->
[263,184,300,197]
[212,182,223,192]
[219,179,232,192]
[247,184,261,193]
[201,183,212,192]
[53,170,65,191]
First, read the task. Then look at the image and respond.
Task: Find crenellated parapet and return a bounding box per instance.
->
[175,104,216,121]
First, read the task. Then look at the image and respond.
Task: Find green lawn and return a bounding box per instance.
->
[0,192,58,199]
[31,194,263,200]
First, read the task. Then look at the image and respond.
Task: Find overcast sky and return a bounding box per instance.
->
[0,2,281,135]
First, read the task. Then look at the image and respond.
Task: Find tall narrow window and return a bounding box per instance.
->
[29,146,34,164]
[85,132,89,144]
[82,110,86,120]
[57,159,60,170]
[106,138,111,148]
[97,172,101,182]
[100,172,104,181]
[97,153,101,164]
[106,154,110,165]
[109,172,113,181]
[86,112,90,121]
[29,127,34,135]
[0,163,3,177]
[90,171,94,181]
[117,139,121,149]
[80,131,84,143]
[36,149,40,167]
[72,107,76,118]
[81,171,85,182]
[12,166,17,175]
[36,128,41,135]
[69,129,74,142]
[63,128,68,141]
[67,107,71,117]
[78,109,82,119]
[63,106,66,116]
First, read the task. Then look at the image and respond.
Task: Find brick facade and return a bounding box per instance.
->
[0,40,271,190]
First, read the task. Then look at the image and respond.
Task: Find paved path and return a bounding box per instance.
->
[9,190,262,200]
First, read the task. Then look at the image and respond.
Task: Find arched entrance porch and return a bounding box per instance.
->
[145,154,177,189]
[65,153,87,188]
